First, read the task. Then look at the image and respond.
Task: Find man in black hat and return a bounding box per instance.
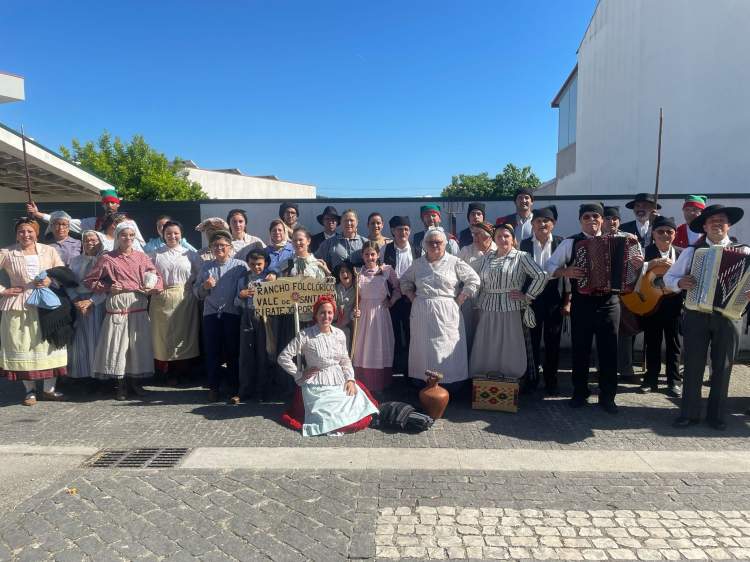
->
[665,205,749,430]
[546,203,644,414]
[278,202,300,236]
[520,205,568,395]
[311,206,340,254]
[496,188,534,243]
[603,206,621,235]
[621,193,660,246]
[381,216,422,375]
[637,215,683,397]
[459,203,486,248]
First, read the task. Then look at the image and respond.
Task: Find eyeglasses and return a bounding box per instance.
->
[212,244,231,249]
[427,241,444,246]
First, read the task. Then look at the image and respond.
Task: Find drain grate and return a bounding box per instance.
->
[83,448,190,469]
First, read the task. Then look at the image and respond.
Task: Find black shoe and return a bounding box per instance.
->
[599,401,618,414]
[569,396,588,408]
[665,385,682,398]
[545,386,560,397]
[637,385,657,394]
[707,419,727,431]
[673,417,700,428]
[115,380,127,401]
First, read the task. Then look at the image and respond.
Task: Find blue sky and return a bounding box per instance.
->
[2,1,596,197]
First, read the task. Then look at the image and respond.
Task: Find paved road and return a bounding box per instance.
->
[1,364,749,560]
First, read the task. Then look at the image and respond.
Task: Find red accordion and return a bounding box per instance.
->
[572,235,641,295]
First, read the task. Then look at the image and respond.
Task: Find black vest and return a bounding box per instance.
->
[382,241,421,268]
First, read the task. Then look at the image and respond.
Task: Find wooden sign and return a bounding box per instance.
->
[254,276,335,317]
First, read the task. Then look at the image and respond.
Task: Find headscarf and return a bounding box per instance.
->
[45,210,73,236]
[313,294,337,319]
[114,220,138,243]
[80,229,105,257]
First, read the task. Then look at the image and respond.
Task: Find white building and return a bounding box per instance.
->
[0,71,114,201]
[551,0,750,196]
[182,161,316,200]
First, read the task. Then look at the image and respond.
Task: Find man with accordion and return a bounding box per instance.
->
[665,204,750,431]
[545,203,644,414]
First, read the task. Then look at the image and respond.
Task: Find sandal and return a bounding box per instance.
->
[22,394,37,406]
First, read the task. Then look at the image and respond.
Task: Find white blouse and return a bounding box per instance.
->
[400,253,480,300]
[151,245,200,287]
[277,325,355,386]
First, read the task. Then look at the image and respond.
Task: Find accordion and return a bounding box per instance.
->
[572,235,641,295]
[685,246,750,320]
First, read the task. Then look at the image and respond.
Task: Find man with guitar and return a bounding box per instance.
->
[636,216,682,397]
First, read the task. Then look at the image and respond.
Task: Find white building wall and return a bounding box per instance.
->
[556,0,750,196]
[185,168,315,200]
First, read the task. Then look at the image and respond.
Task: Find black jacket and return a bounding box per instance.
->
[520,235,564,300]
[458,227,473,248]
[620,220,648,246]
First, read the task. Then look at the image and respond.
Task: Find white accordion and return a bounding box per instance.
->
[685,246,750,320]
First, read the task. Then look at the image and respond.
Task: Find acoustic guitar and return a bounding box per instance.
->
[621,262,674,316]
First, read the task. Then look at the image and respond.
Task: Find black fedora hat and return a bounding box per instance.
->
[625,193,662,210]
[316,205,341,226]
[689,204,744,233]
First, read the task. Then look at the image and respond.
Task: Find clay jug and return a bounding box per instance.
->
[419,370,449,420]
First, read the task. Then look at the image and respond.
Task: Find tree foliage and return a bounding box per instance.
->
[60,132,207,200]
[441,163,541,199]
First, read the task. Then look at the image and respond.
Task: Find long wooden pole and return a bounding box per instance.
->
[349,267,360,360]
[20,125,33,204]
[653,108,663,209]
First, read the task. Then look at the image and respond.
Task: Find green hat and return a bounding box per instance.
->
[100,188,120,203]
[683,195,707,209]
[420,204,441,215]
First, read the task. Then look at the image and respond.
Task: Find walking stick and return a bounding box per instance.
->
[294,302,302,372]
[349,267,360,360]
[20,125,33,204]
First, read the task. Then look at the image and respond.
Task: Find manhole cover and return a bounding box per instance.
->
[83,448,190,469]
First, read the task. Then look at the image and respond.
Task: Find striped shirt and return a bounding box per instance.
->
[475,249,547,312]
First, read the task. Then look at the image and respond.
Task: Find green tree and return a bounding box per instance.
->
[441,163,541,198]
[60,132,207,200]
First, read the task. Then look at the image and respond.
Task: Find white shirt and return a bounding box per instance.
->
[532,235,553,268]
[516,214,533,242]
[24,255,40,278]
[379,242,414,278]
[151,245,200,287]
[664,236,749,292]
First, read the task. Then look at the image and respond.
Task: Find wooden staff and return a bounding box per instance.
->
[349,267,360,360]
[20,125,33,204]
[653,108,664,209]
[294,302,302,372]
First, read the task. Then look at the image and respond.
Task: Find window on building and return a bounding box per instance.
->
[557,74,577,150]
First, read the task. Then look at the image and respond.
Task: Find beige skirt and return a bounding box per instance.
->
[0,307,68,379]
[469,309,527,380]
[149,285,200,362]
[94,292,154,379]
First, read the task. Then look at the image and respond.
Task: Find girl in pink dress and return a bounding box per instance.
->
[352,242,401,392]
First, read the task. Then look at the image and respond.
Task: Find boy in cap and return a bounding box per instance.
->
[520,205,568,395]
[381,216,422,375]
[637,215,683,397]
[603,206,621,235]
[665,205,750,430]
[458,202,486,248]
[496,187,534,242]
[413,204,459,255]
[673,195,707,249]
[278,202,300,237]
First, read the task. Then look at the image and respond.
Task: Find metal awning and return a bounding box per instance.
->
[0,122,112,202]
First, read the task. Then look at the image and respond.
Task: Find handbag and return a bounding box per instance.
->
[26,272,61,310]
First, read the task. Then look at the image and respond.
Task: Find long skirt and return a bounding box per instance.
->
[470,309,527,379]
[93,292,154,380]
[408,296,469,385]
[150,285,200,362]
[68,301,105,378]
[281,380,379,437]
[353,298,395,392]
[461,298,479,356]
[0,308,68,381]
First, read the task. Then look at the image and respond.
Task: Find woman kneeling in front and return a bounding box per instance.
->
[278,295,378,436]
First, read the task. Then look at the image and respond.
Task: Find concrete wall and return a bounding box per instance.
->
[556,0,750,196]
[0,72,24,104]
[185,168,316,200]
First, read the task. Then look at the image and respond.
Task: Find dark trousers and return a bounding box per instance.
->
[642,297,682,388]
[680,310,739,423]
[238,309,268,400]
[390,296,412,375]
[571,294,620,404]
[202,313,241,395]
[529,291,564,391]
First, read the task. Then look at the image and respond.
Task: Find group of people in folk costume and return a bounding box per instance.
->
[0,186,747,435]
